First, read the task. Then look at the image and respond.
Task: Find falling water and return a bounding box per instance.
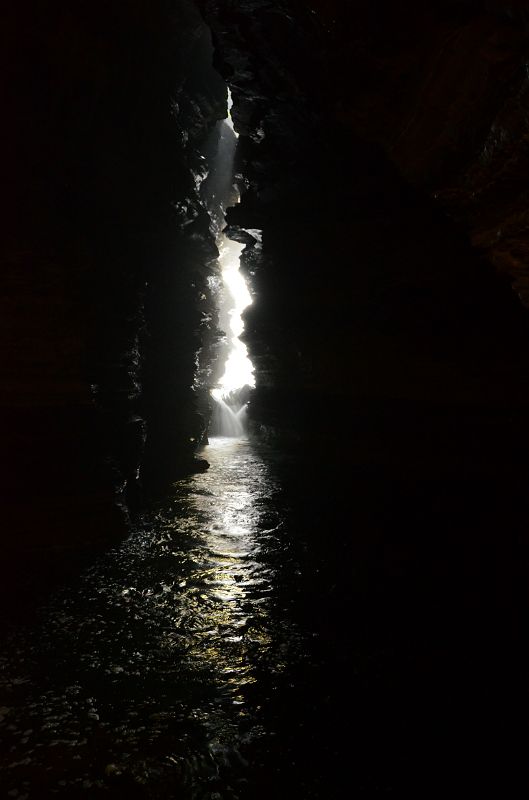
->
[209,90,255,436]
[211,396,245,436]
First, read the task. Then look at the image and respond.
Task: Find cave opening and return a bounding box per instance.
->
[203,89,256,438]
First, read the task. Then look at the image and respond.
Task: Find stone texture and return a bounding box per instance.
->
[199,0,529,469]
[0,1,227,589]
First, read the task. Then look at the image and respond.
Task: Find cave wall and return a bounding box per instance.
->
[299,1,529,306]
[3,0,529,588]
[1,1,227,587]
[198,1,529,470]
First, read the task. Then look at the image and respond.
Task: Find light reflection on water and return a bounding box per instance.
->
[0,436,300,797]
[161,437,275,702]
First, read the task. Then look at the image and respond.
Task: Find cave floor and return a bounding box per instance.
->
[0,435,525,797]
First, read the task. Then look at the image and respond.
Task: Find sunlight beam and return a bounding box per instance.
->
[214,237,255,399]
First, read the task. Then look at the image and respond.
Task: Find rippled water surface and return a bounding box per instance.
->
[0,438,316,798]
[1,435,522,797]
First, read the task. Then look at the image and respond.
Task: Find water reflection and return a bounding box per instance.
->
[163,437,274,704]
[0,436,297,798]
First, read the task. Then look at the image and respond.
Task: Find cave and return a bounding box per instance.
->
[1,1,528,796]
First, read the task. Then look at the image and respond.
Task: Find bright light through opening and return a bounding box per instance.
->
[210,89,254,404]
[225,88,238,138]
[213,237,255,400]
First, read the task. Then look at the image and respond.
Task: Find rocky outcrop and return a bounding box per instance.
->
[1,1,227,592]
[200,0,529,474]
[304,2,529,308]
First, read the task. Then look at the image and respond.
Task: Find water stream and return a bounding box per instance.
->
[0,438,311,799]
[0,434,514,796]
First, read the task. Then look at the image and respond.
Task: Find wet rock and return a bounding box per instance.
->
[193,458,211,474]
[104,763,123,777]
[1,1,227,598]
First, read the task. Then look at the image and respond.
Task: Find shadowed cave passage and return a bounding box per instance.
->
[1,1,529,797]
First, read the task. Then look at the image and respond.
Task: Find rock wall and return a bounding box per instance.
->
[1,1,227,591]
[300,1,529,306]
[199,0,529,469]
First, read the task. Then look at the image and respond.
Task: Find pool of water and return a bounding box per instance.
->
[0,436,523,796]
[0,438,316,798]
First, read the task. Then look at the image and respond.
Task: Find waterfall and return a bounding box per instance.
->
[204,88,255,438]
[211,396,245,437]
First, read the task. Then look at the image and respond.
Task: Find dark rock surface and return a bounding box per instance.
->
[199,0,529,451]
[196,17,529,790]
[1,1,227,597]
